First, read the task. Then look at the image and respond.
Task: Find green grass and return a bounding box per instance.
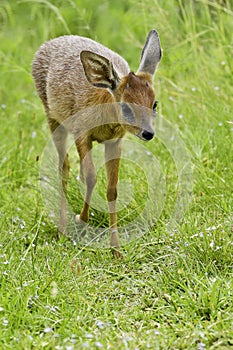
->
[0,0,233,348]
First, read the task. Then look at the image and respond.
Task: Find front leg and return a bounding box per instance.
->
[105,139,122,258]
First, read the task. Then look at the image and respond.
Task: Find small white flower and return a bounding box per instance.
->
[214,86,219,91]
[206,225,217,231]
[2,318,8,326]
[31,131,37,139]
[210,240,215,248]
[215,246,221,251]
[206,226,216,231]
[190,233,199,238]
[49,306,59,312]
[96,320,104,329]
[197,331,205,338]
[178,114,183,119]
[51,281,58,298]
[198,342,206,350]
[13,216,20,223]
[191,87,196,92]
[218,122,223,126]
[44,327,53,333]
[122,335,133,345]
[85,334,94,339]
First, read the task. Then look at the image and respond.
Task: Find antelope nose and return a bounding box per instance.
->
[142,130,154,141]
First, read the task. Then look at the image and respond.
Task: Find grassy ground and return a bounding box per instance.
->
[0,0,233,349]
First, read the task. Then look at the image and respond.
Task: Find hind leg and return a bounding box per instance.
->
[75,137,96,225]
[48,118,70,235]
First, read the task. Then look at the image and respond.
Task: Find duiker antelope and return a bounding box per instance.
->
[32,30,162,257]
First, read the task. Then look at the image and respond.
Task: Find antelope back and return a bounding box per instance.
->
[32,35,130,122]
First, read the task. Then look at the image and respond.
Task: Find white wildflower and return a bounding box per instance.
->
[44,327,53,333]
[210,241,215,248]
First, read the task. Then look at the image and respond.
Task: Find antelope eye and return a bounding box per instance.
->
[153,101,158,111]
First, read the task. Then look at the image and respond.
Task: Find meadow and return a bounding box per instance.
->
[0,0,233,349]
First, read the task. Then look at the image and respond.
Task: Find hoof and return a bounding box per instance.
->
[58,222,67,238]
[75,214,88,237]
[111,247,123,259]
[75,214,86,225]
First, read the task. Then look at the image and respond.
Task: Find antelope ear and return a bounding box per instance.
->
[80,50,120,90]
[137,29,162,77]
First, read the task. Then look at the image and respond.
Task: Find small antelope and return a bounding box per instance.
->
[32,30,162,257]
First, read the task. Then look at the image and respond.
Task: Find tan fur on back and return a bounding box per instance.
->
[32,35,130,124]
